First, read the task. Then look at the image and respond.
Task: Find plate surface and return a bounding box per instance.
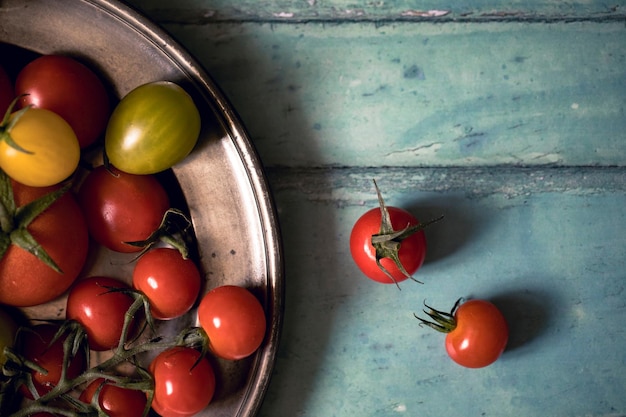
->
[0,1,284,416]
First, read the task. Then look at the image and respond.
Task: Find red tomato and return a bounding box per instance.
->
[66,276,135,351]
[197,285,266,360]
[79,378,148,417]
[445,300,508,368]
[132,247,201,320]
[15,54,110,148]
[149,347,215,417]
[0,64,14,116]
[20,324,87,398]
[350,206,427,284]
[77,165,170,253]
[0,181,89,307]
[416,299,509,368]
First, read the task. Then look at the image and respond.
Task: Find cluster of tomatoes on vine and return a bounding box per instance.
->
[0,53,267,417]
[349,180,509,369]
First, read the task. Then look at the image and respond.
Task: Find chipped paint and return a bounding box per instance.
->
[393,403,407,412]
[401,9,450,17]
[343,9,366,17]
[273,11,295,18]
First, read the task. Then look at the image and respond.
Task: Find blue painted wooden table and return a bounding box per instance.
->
[125,1,625,416]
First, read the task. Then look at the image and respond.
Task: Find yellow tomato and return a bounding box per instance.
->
[0,107,80,186]
[0,306,18,366]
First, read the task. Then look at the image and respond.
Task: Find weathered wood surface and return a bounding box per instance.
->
[123,1,626,416]
[129,0,626,22]
[264,168,626,417]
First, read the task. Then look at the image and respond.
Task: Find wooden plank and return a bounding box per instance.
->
[156,21,626,168]
[127,0,626,22]
[261,167,626,417]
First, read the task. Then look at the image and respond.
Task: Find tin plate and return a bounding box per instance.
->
[0,1,284,416]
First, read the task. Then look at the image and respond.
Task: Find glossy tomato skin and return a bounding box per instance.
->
[105,81,200,175]
[0,107,80,187]
[445,300,509,368]
[79,378,148,417]
[350,206,427,284]
[149,346,216,417]
[20,324,87,398]
[77,165,170,253]
[15,54,110,148]
[0,306,18,366]
[197,285,266,360]
[0,181,89,307]
[0,64,14,116]
[132,247,201,320]
[66,276,135,351]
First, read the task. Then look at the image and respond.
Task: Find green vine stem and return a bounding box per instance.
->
[1,290,210,417]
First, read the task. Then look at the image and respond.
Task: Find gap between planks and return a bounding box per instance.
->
[265,165,626,199]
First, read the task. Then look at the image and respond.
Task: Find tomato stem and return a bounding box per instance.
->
[8,403,85,417]
[0,96,34,155]
[1,294,212,417]
[124,208,193,259]
[370,179,444,289]
[414,298,464,333]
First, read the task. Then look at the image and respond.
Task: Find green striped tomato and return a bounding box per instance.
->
[104,81,200,175]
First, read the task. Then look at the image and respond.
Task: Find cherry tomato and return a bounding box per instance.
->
[416,299,509,368]
[0,107,80,186]
[79,378,148,417]
[105,81,201,175]
[132,247,201,320]
[0,64,14,116]
[15,54,110,148]
[77,165,170,253]
[446,300,508,368]
[19,324,87,398]
[66,276,135,351]
[0,181,89,307]
[0,306,18,366]
[197,285,266,360]
[350,206,427,284]
[149,346,215,417]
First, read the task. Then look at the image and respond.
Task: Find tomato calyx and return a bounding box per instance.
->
[92,284,161,343]
[0,96,34,156]
[370,180,444,288]
[413,298,463,333]
[124,208,193,259]
[174,326,212,370]
[0,169,69,272]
